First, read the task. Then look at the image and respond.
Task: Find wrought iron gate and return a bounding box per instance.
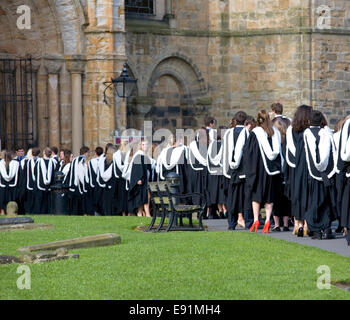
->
[0,57,36,151]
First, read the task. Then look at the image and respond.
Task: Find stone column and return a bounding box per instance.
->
[37,64,49,149]
[45,60,62,148]
[66,57,85,156]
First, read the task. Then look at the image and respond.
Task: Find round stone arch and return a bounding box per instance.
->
[145,53,207,95]
[138,56,206,131]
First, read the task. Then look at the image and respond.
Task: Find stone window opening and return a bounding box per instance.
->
[125,0,155,16]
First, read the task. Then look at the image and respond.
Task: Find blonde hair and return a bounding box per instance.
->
[26,148,33,159]
[85,150,96,164]
[119,139,129,153]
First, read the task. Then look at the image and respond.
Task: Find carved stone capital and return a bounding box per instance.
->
[44,59,63,74]
[66,55,86,74]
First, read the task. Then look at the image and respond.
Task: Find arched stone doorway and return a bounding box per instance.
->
[127,55,207,133]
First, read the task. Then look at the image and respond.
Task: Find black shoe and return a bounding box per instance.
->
[311,231,322,240]
[272,226,281,232]
[324,229,335,239]
[213,213,220,219]
[228,227,235,231]
[335,225,343,233]
[297,227,304,237]
[282,226,290,232]
[202,215,208,220]
[219,212,225,219]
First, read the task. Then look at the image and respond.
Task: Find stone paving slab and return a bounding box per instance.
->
[205,220,350,257]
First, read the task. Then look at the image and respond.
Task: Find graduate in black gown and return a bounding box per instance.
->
[87,147,104,215]
[50,146,60,171]
[0,151,20,214]
[33,148,56,214]
[336,116,350,245]
[187,128,210,213]
[207,126,229,219]
[303,110,337,240]
[97,146,118,216]
[113,140,129,216]
[285,105,313,236]
[271,116,292,232]
[68,146,90,215]
[223,112,250,230]
[23,148,40,214]
[244,110,283,233]
[156,135,188,194]
[123,139,153,217]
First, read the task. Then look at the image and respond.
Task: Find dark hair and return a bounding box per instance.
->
[43,147,52,158]
[273,117,290,143]
[50,146,58,155]
[204,116,216,127]
[16,147,24,152]
[63,150,72,168]
[292,105,312,132]
[80,146,90,155]
[4,151,13,170]
[234,111,248,126]
[218,125,227,141]
[32,147,41,157]
[310,110,324,127]
[271,102,283,115]
[95,147,103,156]
[257,109,274,138]
[229,117,237,128]
[245,115,256,127]
[320,113,328,128]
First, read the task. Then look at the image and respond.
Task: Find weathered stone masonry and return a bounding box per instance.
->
[0,0,349,153]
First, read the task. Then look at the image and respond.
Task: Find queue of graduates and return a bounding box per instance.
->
[0,103,349,245]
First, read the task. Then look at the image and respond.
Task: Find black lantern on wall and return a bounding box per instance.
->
[103,63,137,105]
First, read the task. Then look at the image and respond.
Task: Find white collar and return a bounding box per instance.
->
[253,126,282,175]
[304,127,337,180]
[0,160,19,186]
[188,140,207,170]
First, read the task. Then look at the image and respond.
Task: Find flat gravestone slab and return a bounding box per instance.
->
[0,223,54,232]
[0,255,20,264]
[0,217,34,226]
[18,233,121,252]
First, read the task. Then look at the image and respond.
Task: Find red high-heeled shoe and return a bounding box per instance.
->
[249,221,259,232]
[262,221,271,233]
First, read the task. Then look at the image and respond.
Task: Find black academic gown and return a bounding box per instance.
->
[226,127,247,219]
[98,160,117,216]
[337,123,350,229]
[304,127,337,232]
[187,141,209,206]
[0,161,20,211]
[244,131,282,206]
[23,158,38,214]
[128,154,152,213]
[284,129,309,221]
[207,140,224,206]
[33,159,54,214]
[272,139,291,218]
[114,151,129,215]
[68,156,87,216]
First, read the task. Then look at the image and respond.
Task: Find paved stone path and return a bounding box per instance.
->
[205,219,350,257]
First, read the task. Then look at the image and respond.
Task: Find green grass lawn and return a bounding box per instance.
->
[1,215,350,300]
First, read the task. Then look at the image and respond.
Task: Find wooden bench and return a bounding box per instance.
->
[146,181,206,232]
